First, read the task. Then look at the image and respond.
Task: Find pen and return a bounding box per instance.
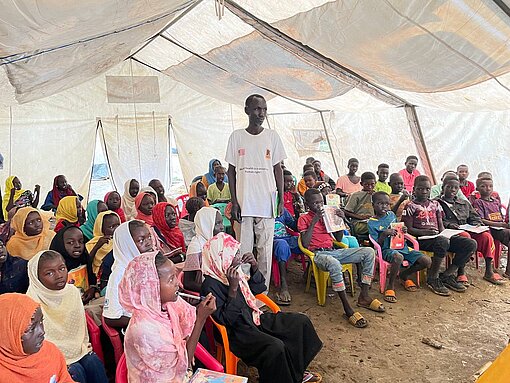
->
[176,291,206,301]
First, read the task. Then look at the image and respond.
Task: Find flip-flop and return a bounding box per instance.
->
[357,298,386,313]
[343,312,368,328]
[457,274,469,286]
[401,279,418,292]
[276,292,292,306]
[384,289,397,303]
[302,370,323,383]
[483,273,505,285]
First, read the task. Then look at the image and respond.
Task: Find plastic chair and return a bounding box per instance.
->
[175,194,189,218]
[211,294,280,375]
[369,234,421,294]
[298,236,355,305]
[101,316,124,364]
[85,311,104,363]
[115,353,128,383]
[211,202,232,232]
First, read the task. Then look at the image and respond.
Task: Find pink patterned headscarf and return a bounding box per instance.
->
[119,251,196,383]
[202,232,262,325]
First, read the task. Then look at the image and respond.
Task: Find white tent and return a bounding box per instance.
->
[1,0,510,203]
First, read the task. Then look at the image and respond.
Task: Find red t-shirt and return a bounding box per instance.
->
[398,168,420,192]
[297,211,333,251]
[459,181,475,197]
[283,191,295,217]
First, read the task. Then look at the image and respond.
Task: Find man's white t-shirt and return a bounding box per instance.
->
[225,128,286,218]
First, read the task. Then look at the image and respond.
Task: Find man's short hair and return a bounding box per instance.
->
[377,163,389,170]
[348,158,358,165]
[245,94,265,107]
[405,155,419,163]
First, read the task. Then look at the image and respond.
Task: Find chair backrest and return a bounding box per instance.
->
[85,312,104,363]
[115,353,128,383]
[297,236,315,259]
[195,342,224,372]
[101,316,124,364]
[175,194,189,218]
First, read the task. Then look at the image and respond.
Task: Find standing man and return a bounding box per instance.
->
[226,94,286,292]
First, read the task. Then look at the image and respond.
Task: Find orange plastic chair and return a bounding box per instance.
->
[101,316,124,364]
[85,311,104,363]
[211,294,280,375]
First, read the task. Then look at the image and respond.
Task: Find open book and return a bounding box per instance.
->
[189,368,248,382]
[458,224,489,234]
[323,206,347,233]
[418,229,464,240]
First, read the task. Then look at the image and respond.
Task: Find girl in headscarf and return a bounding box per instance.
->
[189,181,209,207]
[86,211,120,277]
[179,197,205,247]
[2,176,40,218]
[0,293,74,383]
[27,251,108,383]
[41,175,77,212]
[121,179,140,221]
[6,207,55,260]
[104,191,126,223]
[183,207,223,292]
[0,239,29,294]
[55,196,82,233]
[49,226,98,305]
[152,202,185,258]
[201,232,323,383]
[135,191,156,226]
[79,200,108,242]
[103,220,154,329]
[201,158,228,189]
[119,252,216,383]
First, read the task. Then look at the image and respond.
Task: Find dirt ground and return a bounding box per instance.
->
[237,259,510,383]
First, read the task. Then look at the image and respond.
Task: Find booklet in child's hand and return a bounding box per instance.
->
[323,206,346,233]
[389,222,405,249]
[326,193,341,207]
[189,368,248,382]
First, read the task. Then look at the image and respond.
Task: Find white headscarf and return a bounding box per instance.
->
[186,207,219,255]
[121,179,138,221]
[103,220,143,319]
[26,251,90,364]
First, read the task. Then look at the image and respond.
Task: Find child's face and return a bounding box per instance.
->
[131,225,154,253]
[215,169,226,183]
[443,180,460,199]
[304,175,317,189]
[284,175,294,191]
[389,175,404,194]
[57,176,68,191]
[37,255,68,291]
[107,192,121,210]
[63,228,84,259]
[196,183,207,199]
[377,168,389,182]
[313,162,321,174]
[405,159,418,173]
[151,180,165,197]
[306,193,324,213]
[478,180,493,197]
[413,180,431,201]
[373,195,390,216]
[361,179,376,193]
[129,180,140,198]
[139,194,155,215]
[348,162,358,175]
[102,214,120,236]
[21,307,45,355]
[24,211,43,236]
[164,205,177,228]
[457,166,468,181]
[158,258,179,304]
[12,177,22,190]
[213,211,224,236]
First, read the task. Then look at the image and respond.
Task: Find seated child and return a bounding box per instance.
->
[54,196,83,232]
[471,177,510,279]
[104,191,126,223]
[298,170,318,197]
[190,181,209,206]
[297,164,314,196]
[0,293,75,383]
[152,203,186,264]
[438,176,503,285]
[207,166,231,204]
[430,171,468,200]
[468,172,501,203]
[41,175,78,212]
[201,232,323,383]
[335,158,362,195]
[27,251,108,383]
[2,176,40,218]
[457,164,475,197]
[299,188,383,328]
[6,207,55,260]
[368,192,431,303]
[312,160,336,189]
[183,207,224,292]
[178,197,205,247]
[119,251,216,383]
[0,240,29,294]
[374,163,391,193]
[402,175,477,296]
[388,173,411,220]
[273,208,301,306]
[85,211,120,279]
[283,169,304,220]
[398,155,420,192]
[79,200,108,242]
[344,172,376,238]
[134,191,156,226]
[121,178,139,220]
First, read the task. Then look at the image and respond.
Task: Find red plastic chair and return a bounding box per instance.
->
[85,312,104,363]
[369,234,420,294]
[101,316,124,364]
[175,194,189,218]
[271,253,306,287]
[115,353,128,383]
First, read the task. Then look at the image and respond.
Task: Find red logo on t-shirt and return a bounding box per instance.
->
[238,148,245,156]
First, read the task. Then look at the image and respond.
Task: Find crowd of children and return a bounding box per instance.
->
[1,113,509,381]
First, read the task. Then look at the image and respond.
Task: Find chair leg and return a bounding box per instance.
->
[379,261,387,294]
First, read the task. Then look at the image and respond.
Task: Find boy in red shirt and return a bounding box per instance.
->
[298,188,383,328]
[456,164,474,198]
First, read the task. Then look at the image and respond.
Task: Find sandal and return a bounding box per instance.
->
[483,273,505,285]
[384,289,397,303]
[343,312,368,328]
[457,274,469,286]
[276,291,292,306]
[303,370,322,383]
[357,298,386,313]
[401,279,418,292]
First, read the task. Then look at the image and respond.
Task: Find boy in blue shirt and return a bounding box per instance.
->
[368,192,431,303]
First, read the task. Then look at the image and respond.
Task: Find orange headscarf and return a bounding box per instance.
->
[0,293,75,382]
[6,207,55,260]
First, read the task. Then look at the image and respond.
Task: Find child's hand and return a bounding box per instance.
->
[402,226,408,233]
[360,214,371,220]
[226,266,240,291]
[81,288,96,304]
[334,208,345,218]
[448,223,460,229]
[34,184,40,191]
[197,293,216,320]
[241,252,258,271]
[383,229,397,237]
[98,236,111,247]
[312,208,324,223]
[421,229,439,236]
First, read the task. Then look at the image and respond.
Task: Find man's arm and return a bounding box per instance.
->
[273,162,284,216]
[227,164,241,222]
